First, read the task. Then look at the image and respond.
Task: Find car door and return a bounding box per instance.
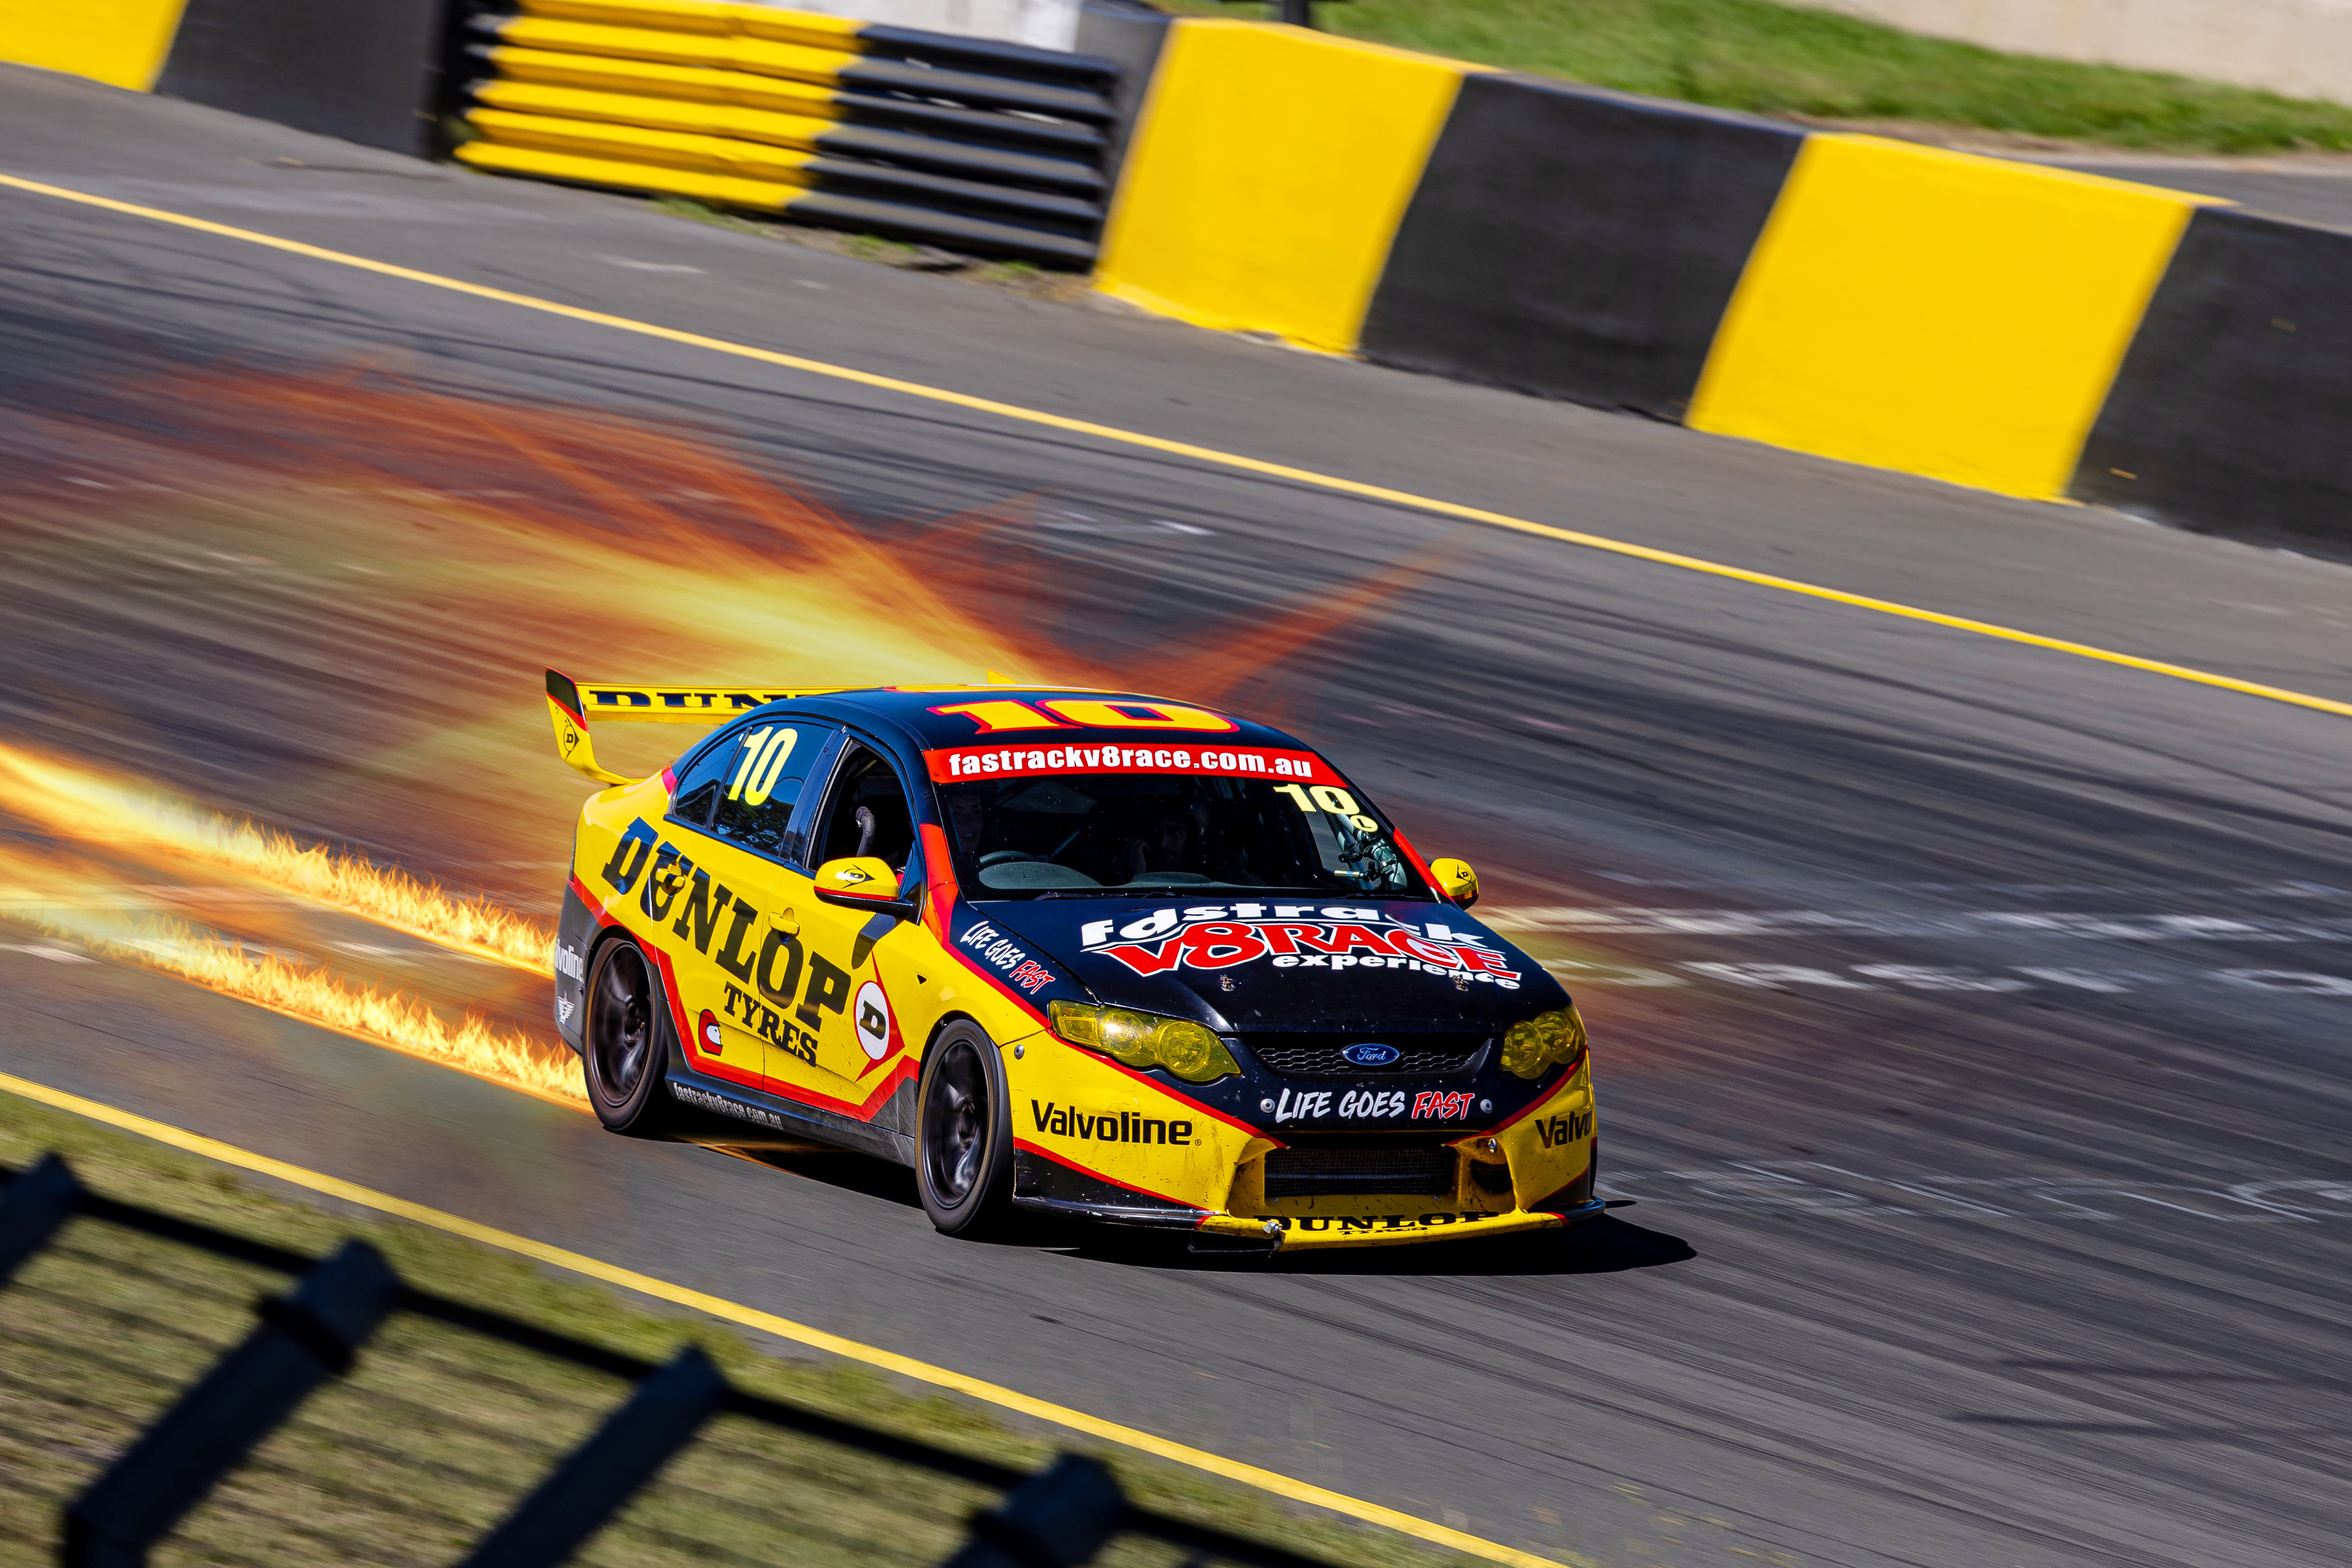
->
[780,735,933,1100]
[668,716,841,1096]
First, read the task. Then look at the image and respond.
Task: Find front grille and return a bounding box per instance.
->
[1246,1033,1488,1078]
[1264,1146,1458,1199]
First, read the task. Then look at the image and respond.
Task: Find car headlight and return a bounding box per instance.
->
[1048,1002,1240,1084]
[1500,1005,1587,1079]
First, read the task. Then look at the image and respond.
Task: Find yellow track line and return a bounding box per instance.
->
[0,1067,1571,1568]
[4,170,2345,722]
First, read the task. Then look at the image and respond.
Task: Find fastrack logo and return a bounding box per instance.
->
[959,921,1056,993]
[1077,908,1519,987]
[931,745,1332,781]
[1533,1108,1593,1148]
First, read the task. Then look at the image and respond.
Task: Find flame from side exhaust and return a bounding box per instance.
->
[0,742,554,975]
[0,849,582,1107]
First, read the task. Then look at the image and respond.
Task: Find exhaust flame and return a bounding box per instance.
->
[0,742,554,974]
[0,849,581,1107]
[1,359,1474,1111]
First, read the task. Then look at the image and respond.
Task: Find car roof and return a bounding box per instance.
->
[768,686,1313,757]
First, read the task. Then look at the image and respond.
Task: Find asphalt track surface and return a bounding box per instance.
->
[6,64,2352,1568]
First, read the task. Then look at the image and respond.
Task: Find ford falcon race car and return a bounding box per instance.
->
[544,670,1598,1251]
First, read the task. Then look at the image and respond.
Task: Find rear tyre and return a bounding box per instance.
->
[583,936,674,1134]
[915,1021,1013,1236]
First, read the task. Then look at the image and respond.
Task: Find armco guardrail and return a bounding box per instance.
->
[0,1151,1348,1568]
[454,0,1123,265]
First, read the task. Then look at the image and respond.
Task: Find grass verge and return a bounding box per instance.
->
[0,1086,1493,1568]
[1169,0,2352,154]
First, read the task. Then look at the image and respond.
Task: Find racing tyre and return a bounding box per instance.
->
[915,1021,1013,1236]
[583,936,674,1134]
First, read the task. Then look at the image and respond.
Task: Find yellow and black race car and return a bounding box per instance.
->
[544,671,1598,1251]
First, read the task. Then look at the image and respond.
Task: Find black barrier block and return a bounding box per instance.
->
[66,1240,399,1568]
[459,1346,728,1568]
[1075,0,1171,182]
[940,1453,1126,1568]
[1360,74,1803,420]
[0,1151,81,1286]
[156,0,451,155]
[2074,206,2352,548]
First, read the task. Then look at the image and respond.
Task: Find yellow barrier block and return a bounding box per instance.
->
[458,140,801,211]
[0,0,186,91]
[1096,20,1470,354]
[474,80,835,151]
[1688,134,2216,500]
[485,45,844,118]
[518,0,864,50]
[469,107,820,184]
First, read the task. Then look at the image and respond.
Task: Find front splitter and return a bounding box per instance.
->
[1197,1199,1605,1251]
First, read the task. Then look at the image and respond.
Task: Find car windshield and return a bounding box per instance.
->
[928,741,1428,899]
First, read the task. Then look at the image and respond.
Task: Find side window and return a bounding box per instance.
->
[667,728,747,829]
[812,743,916,875]
[699,720,826,860]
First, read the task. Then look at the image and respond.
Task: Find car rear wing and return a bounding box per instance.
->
[544,668,838,785]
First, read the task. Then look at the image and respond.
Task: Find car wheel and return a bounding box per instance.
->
[915,1021,1012,1236]
[583,936,673,1133]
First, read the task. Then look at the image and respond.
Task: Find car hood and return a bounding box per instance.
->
[963,896,1558,1035]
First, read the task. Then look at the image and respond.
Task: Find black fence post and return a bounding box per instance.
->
[941,1453,1127,1568]
[1276,0,1315,28]
[62,1239,401,1568]
[458,1344,729,1568]
[0,1151,81,1285]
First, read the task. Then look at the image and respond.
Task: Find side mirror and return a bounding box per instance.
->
[1429,857,1480,909]
[813,856,917,920]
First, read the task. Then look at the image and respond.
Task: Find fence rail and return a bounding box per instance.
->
[0,1152,1355,1568]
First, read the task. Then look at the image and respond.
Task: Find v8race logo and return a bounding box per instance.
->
[1077,906,1521,988]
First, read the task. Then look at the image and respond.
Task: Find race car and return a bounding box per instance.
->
[543,670,1599,1251]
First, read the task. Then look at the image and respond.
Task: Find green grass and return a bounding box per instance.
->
[0,1089,1498,1568]
[1180,0,2352,153]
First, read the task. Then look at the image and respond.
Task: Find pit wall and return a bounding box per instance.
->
[1102,19,2352,543]
[0,0,450,153]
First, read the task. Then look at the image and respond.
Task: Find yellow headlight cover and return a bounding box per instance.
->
[1048,1003,1239,1083]
[1501,1006,1587,1079]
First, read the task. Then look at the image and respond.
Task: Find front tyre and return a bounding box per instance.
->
[583,936,673,1134]
[916,1021,1012,1236]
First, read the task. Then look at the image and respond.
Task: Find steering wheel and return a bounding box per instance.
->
[978,849,1043,867]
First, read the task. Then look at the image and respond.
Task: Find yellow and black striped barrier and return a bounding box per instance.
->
[1095,18,2317,532]
[456,0,1122,265]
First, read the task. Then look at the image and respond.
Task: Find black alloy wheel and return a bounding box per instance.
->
[916,1021,1012,1235]
[583,937,672,1132]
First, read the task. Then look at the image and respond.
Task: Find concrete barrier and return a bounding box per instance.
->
[2075,208,2352,544]
[1360,76,1803,421]
[0,0,448,153]
[1092,20,1472,354]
